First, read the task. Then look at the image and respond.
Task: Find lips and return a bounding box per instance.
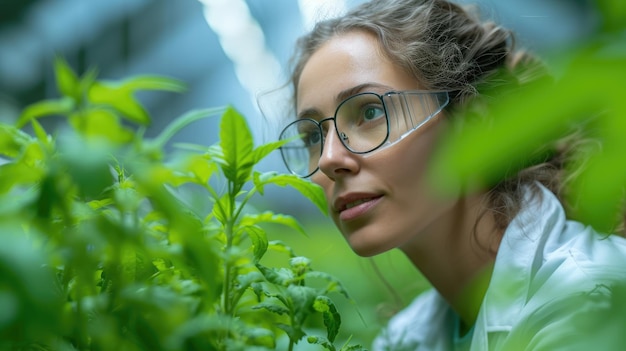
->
[344,197,378,210]
[334,193,382,220]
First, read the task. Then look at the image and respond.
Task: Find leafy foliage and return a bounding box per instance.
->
[0,58,364,350]
[430,8,626,233]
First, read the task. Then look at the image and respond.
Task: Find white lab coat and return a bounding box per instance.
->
[373,184,626,350]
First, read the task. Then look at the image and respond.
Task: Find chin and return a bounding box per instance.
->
[346,236,393,257]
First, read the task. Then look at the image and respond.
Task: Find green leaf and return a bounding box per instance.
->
[307,336,336,351]
[429,43,626,233]
[267,240,296,258]
[54,56,80,100]
[87,76,186,126]
[30,120,50,147]
[597,0,626,32]
[289,256,312,278]
[287,285,317,324]
[277,323,306,344]
[181,154,218,185]
[16,97,75,128]
[304,271,352,301]
[219,107,254,185]
[255,264,295,286]
[251,139,289,164]
[88,81,151,124]
[243,225,268,262]
[0,124,32,158]
[117,75,187,93]
[340,343,366,351]
[252,301,289,316]
[68,109,134,144]
[149,107,225,150]
[313,296,341,342]
[58,133,115,198]
[0,163,44,194]
[240,211,307,236]
[253,172,328,215]
[240,327,276,349]
[236,271,264,291]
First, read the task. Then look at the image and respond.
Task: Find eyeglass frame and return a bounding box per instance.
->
[279,89,450,178]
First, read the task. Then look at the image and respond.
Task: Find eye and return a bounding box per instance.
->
[362,105,385,122]
[298,122,323,147]
[304,130,322,147]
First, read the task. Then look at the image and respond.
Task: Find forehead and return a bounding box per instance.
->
[297,30,419,114]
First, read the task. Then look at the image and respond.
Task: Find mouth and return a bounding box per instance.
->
[334,194,383,221]
[342,197,380,211]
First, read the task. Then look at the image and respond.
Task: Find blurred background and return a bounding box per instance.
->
[0,0,601,347]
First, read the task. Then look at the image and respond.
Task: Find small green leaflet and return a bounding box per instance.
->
[253,171,328,216]
[219,107,255,185]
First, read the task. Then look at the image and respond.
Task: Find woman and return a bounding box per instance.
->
[277,0,626,349]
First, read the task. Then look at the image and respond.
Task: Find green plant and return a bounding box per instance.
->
[430,1,626,233]
[0,57,364,351]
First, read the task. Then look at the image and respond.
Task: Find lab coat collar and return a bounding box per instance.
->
[471,184,566,348]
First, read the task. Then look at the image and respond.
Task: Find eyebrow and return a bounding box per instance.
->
[335,82,392,102]
[297,82,393,120]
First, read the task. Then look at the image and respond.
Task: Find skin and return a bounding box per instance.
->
[296,29,501,328]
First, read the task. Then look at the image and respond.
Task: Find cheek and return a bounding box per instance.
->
[312,174,334,206]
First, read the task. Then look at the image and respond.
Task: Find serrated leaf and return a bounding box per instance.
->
[237,271,264,291]
[267,240,296,258]
[219,107,254,185]
[340,343,366,351]
[277,323,306,344]
[243,225,268,262]
[313,296,341,342]
[240,326,276,349]
[287,285,317,324]
[253,171,328,215]
[289,256,312,277]
[252,301,289,316]
[307,335,336,351]
[255,264,294,286]
[251,139,289,164]
[240,211,307,237]
[305,271,351,300]
[16,97,75,128]
[54,56,80,100]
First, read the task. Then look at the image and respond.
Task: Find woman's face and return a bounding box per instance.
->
[296,30,456,257]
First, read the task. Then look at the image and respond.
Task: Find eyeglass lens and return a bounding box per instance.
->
[279,91,448,177]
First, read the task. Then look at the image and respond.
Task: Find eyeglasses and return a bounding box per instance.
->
[278,90,449,178]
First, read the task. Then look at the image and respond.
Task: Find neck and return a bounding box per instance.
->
[399,192,501,328]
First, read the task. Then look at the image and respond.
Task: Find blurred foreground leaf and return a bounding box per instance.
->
[430,31,626,233]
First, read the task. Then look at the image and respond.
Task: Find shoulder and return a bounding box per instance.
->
[373,289,453,351]
[483,184,626,349]
[503,283,626,350]
[497,185,626,349]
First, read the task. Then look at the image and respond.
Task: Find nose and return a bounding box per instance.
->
[316,124,359,180]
